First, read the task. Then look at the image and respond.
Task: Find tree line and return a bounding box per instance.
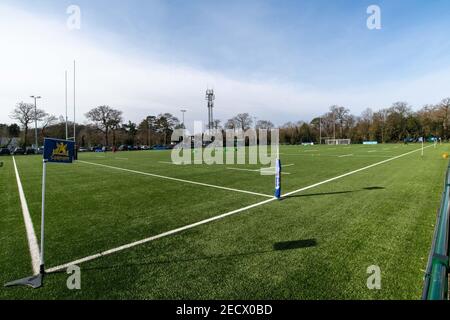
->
[2,98,450,148]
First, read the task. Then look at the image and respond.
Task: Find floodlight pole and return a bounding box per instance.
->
[319,117,322,145]
[65,71,68,140]
[31,95,42,148]
[333,113,336,141]
[181,109,187,128]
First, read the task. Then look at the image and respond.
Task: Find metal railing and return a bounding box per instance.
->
[422,163,450,300]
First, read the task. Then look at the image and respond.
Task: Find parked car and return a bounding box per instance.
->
[11,147,25,155]
[78,147,88,152]
[0,148,11,156]
[151,145,168,150]
[25,147,36,155]
[36,147,44,154]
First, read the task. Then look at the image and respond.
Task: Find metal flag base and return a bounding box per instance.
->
[4,273,43,289]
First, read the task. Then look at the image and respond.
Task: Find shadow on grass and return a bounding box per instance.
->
[282,186,385,199]
[273,239,317,251]
[51,239,318,274]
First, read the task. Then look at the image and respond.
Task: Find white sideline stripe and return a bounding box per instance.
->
[339,154,353,158]
[12,156,40,275]
[46,145,431,273]
[78,160,273,198]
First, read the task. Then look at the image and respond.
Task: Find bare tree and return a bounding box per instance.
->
[233,113,253,131]
[330,105,350,138]
[225,119,237,130]
[109,110,123,147]
[213,119,222,130]
[85,106,123,146]
[439,98,450,140]
[10,102,46,147]
[41,114,58,138]
[256,120,274,130]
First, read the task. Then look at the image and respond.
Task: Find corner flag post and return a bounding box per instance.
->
[4,138,75,289]
[39,138,75,275]
[275,143,282,199]
[40,159,47,275]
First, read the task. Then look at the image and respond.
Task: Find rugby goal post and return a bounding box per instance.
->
[325,139,351,145]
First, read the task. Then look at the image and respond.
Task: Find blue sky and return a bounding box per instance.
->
[1,0,450,126]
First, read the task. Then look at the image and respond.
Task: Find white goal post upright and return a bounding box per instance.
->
[325,139,351,145]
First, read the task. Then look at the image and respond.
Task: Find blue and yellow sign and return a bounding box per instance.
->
[43,138,75,163]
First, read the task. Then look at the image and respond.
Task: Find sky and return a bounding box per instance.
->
[1,0,450,128]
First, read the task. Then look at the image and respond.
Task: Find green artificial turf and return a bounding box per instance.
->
[0,143,448,299]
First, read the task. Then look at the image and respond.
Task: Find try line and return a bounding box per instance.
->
[77,160,273,198]
[46,145,431,273]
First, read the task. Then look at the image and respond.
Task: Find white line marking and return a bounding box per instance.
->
[47,197,275,273]
[226,167,258,172]
[46,145,430,273]
[79,160,273,198]
[368,150,377,153]
[282,153,392,158]
[12,156,40,275]
[115,158,129,160]
[304,149,319,152]
[158,161,182,165]
[227,167,291,175]
[339,154,353,158]
[282,145,433,198]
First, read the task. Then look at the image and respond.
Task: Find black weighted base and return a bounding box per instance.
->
[4,273,43,289]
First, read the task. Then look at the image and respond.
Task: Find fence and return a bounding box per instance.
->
[422,163,450,300]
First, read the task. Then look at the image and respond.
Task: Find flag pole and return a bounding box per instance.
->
[65,71,68,140]
[40,159,47,275]
[73,60,76,144]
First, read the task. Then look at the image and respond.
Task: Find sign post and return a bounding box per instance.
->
[5,138,74,289]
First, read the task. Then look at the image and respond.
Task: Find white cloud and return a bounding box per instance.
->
[1,4,449,130]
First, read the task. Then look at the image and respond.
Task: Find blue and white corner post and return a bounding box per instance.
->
[275,143,282,199]
[40,138,75,275]
[4,138,75,289]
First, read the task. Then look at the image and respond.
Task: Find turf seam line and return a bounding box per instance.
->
[77,160,273,198]
[12,156,40,275]
[46,145,431,273]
